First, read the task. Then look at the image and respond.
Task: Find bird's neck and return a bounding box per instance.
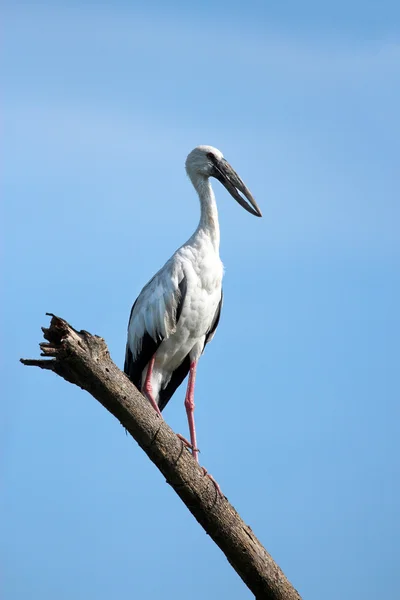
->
[192,176,220,251]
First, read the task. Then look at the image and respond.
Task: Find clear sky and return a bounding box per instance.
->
[2,1,399,598]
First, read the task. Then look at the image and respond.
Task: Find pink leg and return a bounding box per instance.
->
[143,355,162,417]
[183,363,223,496]
[185,361,199,462]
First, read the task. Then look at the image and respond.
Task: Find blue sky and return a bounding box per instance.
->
[2,2,399,598]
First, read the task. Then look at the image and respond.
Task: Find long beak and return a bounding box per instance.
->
[212,158,262,217]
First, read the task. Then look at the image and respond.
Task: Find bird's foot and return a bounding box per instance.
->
[150,400,163,418]
[143,393,162,417]
[201,467,223,497]
[177,433,200,455]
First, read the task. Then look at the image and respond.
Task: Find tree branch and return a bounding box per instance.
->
[21,314,301,600]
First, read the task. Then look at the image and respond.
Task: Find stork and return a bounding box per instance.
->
[124,145,262,464]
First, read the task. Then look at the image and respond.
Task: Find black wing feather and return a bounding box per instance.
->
[204,289,223,349]
[157,354,191,412]
[124,332,160,391]
[176,276,187,323]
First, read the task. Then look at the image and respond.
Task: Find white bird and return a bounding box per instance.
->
[124,145,262,463]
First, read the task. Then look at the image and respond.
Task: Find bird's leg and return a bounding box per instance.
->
[184,361,199,462]
[143,355,162,417]
[183,362,222,495]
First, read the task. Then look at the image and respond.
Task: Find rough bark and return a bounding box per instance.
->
[21,314,302,600]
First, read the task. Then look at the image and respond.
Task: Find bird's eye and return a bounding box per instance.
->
[207,152,215,161]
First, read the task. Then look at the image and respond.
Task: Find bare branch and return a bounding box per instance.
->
[21,315,302,600]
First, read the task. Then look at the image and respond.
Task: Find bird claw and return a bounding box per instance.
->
[177,433,221,496]
[201,467,223,497]
[177,433,192,448]
[177,433,200,455]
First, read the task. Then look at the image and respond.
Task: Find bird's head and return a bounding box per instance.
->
[185,145,262,217]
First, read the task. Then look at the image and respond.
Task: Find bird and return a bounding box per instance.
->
[124,145,262,463]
